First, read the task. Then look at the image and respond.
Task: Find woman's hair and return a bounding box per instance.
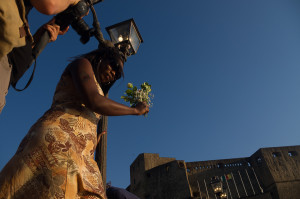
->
[80,47,125,94]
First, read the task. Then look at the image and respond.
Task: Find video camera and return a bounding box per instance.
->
[11,0,106,91]
[55,0,103,44]
[32,0,104,59]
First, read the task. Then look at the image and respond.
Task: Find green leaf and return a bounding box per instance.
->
[126,89,133,94]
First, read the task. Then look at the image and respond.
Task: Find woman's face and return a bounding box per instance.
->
[99,58,124,83]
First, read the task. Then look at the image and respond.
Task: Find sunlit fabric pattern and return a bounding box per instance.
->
[0,67,106,199]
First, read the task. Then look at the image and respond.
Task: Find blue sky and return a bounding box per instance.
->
[1,0,300,188]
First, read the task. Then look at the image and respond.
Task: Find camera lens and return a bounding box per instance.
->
[71,19,90,44]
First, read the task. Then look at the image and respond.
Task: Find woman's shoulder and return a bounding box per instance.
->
[64,57,103,95]
[66,58,93,73]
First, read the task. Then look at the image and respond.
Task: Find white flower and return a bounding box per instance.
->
[121,82,154,108]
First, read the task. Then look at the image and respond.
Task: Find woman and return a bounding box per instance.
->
[0,46,149,199]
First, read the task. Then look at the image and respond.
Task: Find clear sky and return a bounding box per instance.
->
[1,0,300,189]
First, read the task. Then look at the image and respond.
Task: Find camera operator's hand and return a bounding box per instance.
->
[33,18,69,46]
[45,18,70,41]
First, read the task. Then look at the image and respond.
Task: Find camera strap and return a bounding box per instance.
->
[8,38,37,92]
[11,59,37,92]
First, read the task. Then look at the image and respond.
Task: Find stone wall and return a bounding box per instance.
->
[250,146,300,199]
[186,158,264,198]
[129,153,176,191]
[142,160,192,199]
[129,153,186,199]
[128,145,300,199]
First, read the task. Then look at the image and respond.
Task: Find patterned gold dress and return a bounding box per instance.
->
[0,67,107,199]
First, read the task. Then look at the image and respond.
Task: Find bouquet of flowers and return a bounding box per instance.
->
[121,82,154,108]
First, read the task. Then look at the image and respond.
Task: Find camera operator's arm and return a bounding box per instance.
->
[30,0,80,15]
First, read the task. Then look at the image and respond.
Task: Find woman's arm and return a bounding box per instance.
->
[30,0,80,15]
[69,58,149,116]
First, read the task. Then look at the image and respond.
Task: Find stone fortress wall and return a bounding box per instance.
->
[127,145,300,199]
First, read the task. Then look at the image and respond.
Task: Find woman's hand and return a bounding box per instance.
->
[134,102,149,116]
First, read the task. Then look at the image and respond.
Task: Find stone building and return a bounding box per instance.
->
[127,145,300,199]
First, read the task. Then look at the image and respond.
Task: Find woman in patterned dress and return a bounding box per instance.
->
[0,46,149,199]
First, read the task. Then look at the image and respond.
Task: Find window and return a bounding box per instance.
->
[272,152,281,158]
[288,151,298,157]
[178,162,184,168]
[256,157,262,164]
[217,163,224,168]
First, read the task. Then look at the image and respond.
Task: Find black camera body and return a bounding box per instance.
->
[55,0,103,44]
[12,0,104,91]
[32,0,103,59]
[55,1,89,31]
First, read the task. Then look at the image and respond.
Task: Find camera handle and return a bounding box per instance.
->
[31,31,50,62]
